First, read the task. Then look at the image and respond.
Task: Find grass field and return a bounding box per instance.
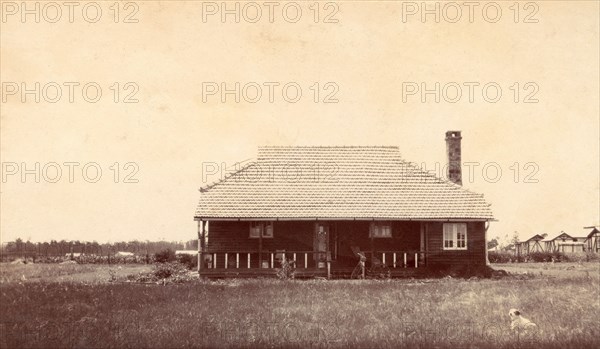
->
[0,264,151,284]
[1,262,599,348]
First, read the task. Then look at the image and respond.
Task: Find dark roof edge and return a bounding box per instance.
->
[257,145,400,148]
[194,217,495,222]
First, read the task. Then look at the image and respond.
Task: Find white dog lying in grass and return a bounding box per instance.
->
[509,308,537,334]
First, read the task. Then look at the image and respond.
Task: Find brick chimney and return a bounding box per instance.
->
[445,131,462,185]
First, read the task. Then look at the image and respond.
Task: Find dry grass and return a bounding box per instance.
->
[0,263,151,284]
[494,262,600,280]
[0,262,598,348]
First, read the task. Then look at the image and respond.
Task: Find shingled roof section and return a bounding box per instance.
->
[195,146,493,220]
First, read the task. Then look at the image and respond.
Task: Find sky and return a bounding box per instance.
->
[1,1,598,245]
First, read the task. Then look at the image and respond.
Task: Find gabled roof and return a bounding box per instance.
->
[545,232,571,241]
[194,146,493,220]
[586,227,600,239]
[523,234,545,243]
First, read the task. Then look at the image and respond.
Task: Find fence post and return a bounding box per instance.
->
[361,260,365,279]
[197,220,203,275]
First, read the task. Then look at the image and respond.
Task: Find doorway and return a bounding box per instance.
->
[313,223,329,268]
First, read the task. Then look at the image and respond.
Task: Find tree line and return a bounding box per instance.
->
[1,238,199,258]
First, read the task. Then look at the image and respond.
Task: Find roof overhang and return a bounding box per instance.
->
[194,217,495,222]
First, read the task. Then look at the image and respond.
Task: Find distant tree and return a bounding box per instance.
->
[15,238,23,252]
[42,242,50,256]
[185,239,198,250]
[487,238,499,250]
[129,240,140,253]
[59,240,68,255]
[511,231,520,245]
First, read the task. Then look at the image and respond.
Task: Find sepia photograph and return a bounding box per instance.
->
[1,1,599,348]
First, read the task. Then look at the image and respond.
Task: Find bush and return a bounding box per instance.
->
[583,252,600,262]
[154,249,176,263]
[488,251,573,263]
[528,251,567,262]
[554,251,599,263]
[153,262,186,279]
[488,251,520,263]
[124,262,195,284]
[176,254,198,270]
[276,259,296,280]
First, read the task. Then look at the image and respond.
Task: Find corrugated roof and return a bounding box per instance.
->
[194,146,493,220]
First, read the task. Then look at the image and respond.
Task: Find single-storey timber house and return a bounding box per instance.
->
[516,234,546,256]
[194,131,494,278]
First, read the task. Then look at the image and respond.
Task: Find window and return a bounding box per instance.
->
[249,222,274,238]
[263,222,273,238]
[249,222,261,238]
[443,223,467,250]
[369,222,392,238]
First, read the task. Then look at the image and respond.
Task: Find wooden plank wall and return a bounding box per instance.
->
[425,221,486,266]
[207,221,314,268]
[334,221,421,266]
[207,220,424,267]
[206,220,487,268]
